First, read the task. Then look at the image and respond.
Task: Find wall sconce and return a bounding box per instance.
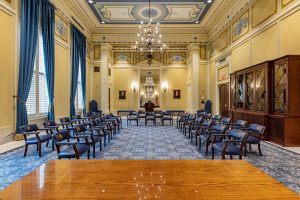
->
[140,91,145,97]
[154,91,158,96]
[161,82,168,94]
[131,82,138,93]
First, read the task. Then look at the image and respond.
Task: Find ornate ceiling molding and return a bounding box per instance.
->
[63,0,96,32]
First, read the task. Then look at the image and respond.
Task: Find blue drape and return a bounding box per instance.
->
[16,0,40,133]
[70,26,86,117]
[41,0,55,120]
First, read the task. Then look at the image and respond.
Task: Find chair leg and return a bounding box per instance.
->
[38,143,42,157]
[199,138,201,150]
[87,149,90,159]
[230,155,233,160]
[258,143,263,156]
[249,144,252,151]
[239,154,242,160]
[211,147,214,160]
[221,154,225,160]
[100,140,102,151]
[46,141,49,147]
[93,144,96,158]
[24,144,28,157]
[52,140,55,151]
[244,145,247,156]
[205,142,209,156]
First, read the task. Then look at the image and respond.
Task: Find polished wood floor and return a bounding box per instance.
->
[0,160,298,200]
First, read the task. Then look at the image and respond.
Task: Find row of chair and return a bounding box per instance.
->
[127,111,173,126]
[177,113,266,159]
[18,113,122,159]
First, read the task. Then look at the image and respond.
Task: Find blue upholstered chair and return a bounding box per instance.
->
[199,123,227,156]
[127,111,139,126]
[162,111,173,126]
[210,115,222,124]
[145,112,156,126]
[211,129,248,160]
[52,130,90,159]
[191,119,212,145]
[73,124,102,158]
[217,117,232,125]
[182,114,196,135]
[243,124,266,156]
[189,117,203,142]
[176,113,189,128]
[89,100,102,114]
[19,124,53,157]
[59,117,77,131]
[227,120,247,129]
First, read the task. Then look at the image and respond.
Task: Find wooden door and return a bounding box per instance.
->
[219,83,229,117]
[108,88,111,112]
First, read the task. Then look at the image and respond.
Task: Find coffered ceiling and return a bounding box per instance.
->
[85,0,213,24]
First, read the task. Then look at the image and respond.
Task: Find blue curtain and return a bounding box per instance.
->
[70,26,86,116]
[16,0,40,133]
[41,0,55,120]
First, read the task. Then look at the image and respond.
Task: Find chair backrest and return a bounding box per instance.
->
[204,113,212,118]
[43,120,56,127]
[146,112,155,116]
[52,130,71,143]
[72,114,81,119]
[197,111,206,117]
[60,117,71,123]
[89,100,99,112]
[212,124,227,132]
[74,124,86,133]
[202,119,212,127]
[249,124,266,134]
[195,117,203,123]
[20,124,38,132]
[228,129,248,141]
[235,120,247,127]
[220,117,231,124]
[211,115,222,121]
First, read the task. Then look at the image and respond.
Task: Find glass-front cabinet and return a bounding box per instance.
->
[230,63,268,112]
[255,68,267,112]
[273,62,287,114]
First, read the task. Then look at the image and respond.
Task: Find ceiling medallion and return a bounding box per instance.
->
[134,0,166,66]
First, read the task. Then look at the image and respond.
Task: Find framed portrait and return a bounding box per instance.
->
[173,90,181,99]
[119,91,126,100]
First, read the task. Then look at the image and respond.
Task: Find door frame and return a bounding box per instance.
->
[218,82,230,117]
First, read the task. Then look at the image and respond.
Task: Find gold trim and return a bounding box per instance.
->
[281,0,294,8]
[252,0,277,28]
[94,46,100,60]
[232,10,249,42]
[218,30,228,51]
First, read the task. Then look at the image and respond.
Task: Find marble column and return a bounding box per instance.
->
[100,44,111,114]
[188,44,200,113]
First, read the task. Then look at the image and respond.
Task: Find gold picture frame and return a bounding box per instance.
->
[219,30,228,51]
[55,14,68,42]
[218,65,229,81]
[252,0,277,28]
[232,11,249,42]
[281,0,294,8]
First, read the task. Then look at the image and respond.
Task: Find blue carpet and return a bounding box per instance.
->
[0,122,299,194]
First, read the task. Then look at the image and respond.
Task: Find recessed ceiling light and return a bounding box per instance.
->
[101,21,105,24]
[195,21,199,24]
[88,0,93,3]
[207,0,212,3]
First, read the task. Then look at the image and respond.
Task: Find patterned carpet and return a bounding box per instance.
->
[0,121,299,195]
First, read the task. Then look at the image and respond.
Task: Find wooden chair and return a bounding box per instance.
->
[127,112,139,126]
[52,130,90,159]
[243,124,266,156]
[211,129,248,160]
[19,124,53,157]
[162,112,173,126]
[145,112,156,126]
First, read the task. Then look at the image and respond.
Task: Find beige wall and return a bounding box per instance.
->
[0,4,17,141]
[111,66,138,111]
[162,67,187,110]
[198,63,208,107]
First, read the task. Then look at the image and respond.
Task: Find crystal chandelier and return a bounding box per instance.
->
[134,0,166,66]
[145,76,154,86]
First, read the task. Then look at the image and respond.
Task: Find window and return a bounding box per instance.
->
[26,30,49,116]
[75,65,83,109]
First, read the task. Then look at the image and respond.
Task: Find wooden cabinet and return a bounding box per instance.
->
[230,55,300,146]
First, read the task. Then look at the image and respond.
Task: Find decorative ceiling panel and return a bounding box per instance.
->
[86,0,213,24]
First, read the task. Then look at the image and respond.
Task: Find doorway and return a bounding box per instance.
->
[219,83,229,117]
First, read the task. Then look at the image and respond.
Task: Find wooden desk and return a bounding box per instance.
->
[0,160,298,199]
